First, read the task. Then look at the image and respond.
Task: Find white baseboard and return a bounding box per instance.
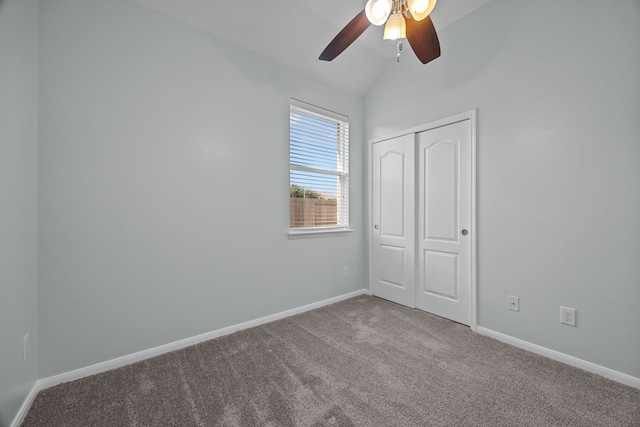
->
[14,290,636,427]
[6,284,349,427]
[9,380,41,427]
[477,326,640,390]
[12,289,369,426]
[38,289,369,391]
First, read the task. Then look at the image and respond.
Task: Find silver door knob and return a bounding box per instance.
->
[374,225,379,230]
[461,229,468,236]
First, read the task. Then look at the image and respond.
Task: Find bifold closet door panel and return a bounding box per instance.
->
[370,134,416,308]
[416,120,472,326]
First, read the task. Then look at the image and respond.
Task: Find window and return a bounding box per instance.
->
[289,99,351,238]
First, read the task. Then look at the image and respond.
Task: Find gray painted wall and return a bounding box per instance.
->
[0,0,39,425]
[38,0,366,378]
[365,0,640,377]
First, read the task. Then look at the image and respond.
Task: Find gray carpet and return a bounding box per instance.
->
[23,295,640,426]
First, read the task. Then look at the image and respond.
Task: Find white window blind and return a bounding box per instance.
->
[289,99,350,235]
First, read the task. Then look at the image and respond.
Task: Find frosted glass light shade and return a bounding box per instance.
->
[407,0,438,21]
[365,0,392,26]
[383,12,406,40]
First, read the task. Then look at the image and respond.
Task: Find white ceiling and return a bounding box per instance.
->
[135,0,492,96]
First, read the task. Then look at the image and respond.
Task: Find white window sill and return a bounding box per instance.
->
[288,228,355,240]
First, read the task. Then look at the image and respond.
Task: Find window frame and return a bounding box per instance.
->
[288,99,353,239]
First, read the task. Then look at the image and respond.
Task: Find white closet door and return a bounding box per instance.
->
[416,120,472,325]
[370,134,416,308]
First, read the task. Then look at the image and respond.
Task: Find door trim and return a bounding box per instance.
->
[368,110,477,331]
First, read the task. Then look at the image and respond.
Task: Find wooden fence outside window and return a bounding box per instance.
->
[290,198,338,228]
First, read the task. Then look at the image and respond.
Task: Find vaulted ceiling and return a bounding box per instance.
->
[135,0,492,96]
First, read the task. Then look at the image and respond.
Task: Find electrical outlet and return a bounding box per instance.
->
[23,333,29,361]
[508,296,519,312]
[560,306,576,326]
[343,266,349,278]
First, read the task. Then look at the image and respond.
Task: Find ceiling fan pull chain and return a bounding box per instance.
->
[396,39,403,62]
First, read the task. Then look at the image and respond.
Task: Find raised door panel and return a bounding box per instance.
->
[424,141,458,242]
[423,250,458,300]
[379,245,406,288]
[380,151,406,238]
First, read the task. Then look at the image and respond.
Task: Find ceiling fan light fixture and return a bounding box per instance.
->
[383,11,406,40]
[318,0,440,64]
[407,0,437,21]
[365,0,392,26]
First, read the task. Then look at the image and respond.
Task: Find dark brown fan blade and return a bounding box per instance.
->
[405,15,441,64]
[319,10,371,61]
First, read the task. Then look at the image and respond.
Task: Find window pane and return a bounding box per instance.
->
[289,100,349,231]
[290,110,341,171]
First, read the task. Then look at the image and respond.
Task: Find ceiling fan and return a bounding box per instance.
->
[319,0,440,64]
